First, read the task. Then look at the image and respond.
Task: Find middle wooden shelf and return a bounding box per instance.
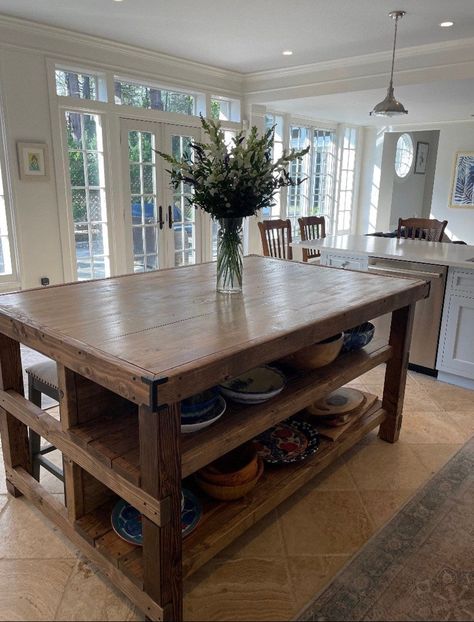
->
[67,343,392,484]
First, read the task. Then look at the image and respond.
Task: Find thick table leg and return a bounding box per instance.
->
[379,304,415,442]
[0,334,31,496]
[139,403,182,622]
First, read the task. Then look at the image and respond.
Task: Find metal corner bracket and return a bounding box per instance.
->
[141,375,168,412]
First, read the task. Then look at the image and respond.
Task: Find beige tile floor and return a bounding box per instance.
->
[0,367,473,621]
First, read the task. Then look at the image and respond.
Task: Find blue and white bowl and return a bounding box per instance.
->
[181,387,220,418]
[342,322,375,353]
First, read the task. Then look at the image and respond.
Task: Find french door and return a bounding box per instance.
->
[121,119,203,272]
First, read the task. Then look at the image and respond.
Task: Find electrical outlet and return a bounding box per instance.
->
[40,277,50,286]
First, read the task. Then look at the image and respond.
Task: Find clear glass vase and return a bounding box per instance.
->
[216,217,243,294]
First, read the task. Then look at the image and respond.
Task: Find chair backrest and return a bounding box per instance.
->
[258,219,293,260]
[298,216,326,261]
[397,218,448,242]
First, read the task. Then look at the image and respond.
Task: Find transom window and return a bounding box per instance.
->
[115,78,195,115]
[210,97,240,122]
[395,133,414,178]
[55,68,106,101]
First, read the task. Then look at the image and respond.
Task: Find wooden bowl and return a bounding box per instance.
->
[280,333,344,370]
[199,443,258,487]
[195,458,264,501]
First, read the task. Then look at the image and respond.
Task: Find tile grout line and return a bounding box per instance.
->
[51,557,80,621]
[274,505,300,614]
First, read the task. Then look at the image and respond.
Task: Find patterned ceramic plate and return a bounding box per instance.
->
[253,418,320,465]
[111,489,202,545]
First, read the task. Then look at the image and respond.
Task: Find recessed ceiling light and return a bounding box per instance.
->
[282,50,293,56]
[439,21,454,27]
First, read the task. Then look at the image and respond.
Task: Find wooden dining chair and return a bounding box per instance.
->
[258,219,293,260]
[298,216,326,262]
[397,217,448,242]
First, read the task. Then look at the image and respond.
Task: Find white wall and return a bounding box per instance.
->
[359,123,474,244]
[430,122,474,244]
[0,17,243,289]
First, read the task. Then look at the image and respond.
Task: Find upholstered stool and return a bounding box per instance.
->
[25,360,63,482]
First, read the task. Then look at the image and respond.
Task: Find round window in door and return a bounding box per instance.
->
[395,133,414,178]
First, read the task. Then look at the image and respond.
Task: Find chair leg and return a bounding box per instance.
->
[28,376,43,482]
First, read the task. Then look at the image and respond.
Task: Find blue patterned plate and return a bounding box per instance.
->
[111,489,202,545]
[253,418,320,465]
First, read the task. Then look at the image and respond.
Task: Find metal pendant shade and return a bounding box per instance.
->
[370,10,408,117]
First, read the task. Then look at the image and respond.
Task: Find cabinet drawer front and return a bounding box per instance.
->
[450,269,474,296]
[321,253,368,271]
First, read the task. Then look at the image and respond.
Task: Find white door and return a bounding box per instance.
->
[121,119,202,272]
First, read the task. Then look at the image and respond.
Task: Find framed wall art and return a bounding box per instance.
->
[450,151,474,208]
[414,141,429,175]
[17,142,49,181]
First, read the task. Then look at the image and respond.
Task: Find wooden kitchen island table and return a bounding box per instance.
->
[0,256,428,620]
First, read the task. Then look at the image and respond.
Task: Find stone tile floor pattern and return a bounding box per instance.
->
[0,364,473,621]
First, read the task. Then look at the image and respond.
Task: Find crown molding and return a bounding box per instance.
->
[244,36,474,83]
[0,14,244,87]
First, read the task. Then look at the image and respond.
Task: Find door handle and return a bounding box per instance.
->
[168,205,173,229]
[158,205,164,230]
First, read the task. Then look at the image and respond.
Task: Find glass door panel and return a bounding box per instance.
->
[164,126,202,267]
[127,129,160,272]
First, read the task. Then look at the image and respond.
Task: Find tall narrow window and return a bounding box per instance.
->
[0,160,13,277]
[65,111,110,280]
[127,130,159,272]
[287,126,311,236]
[287,125,337,237]
[264,114,285,220]
[335,127,358,234]
[311,129,336,223]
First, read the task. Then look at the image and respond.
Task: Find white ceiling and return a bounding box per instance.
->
[0,0,473,73]
[271,79,474,127]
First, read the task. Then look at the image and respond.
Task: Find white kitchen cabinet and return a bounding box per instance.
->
[437,268,474,381]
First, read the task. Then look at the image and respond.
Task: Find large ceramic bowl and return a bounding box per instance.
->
[198,443,258,487]
[181,395,226,433]
[219,366,286,404]
[181,387,220,418]
[195,457,264,501]
[342,322,375,353]
[280,333,343,370]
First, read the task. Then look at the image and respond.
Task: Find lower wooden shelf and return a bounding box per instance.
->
[74,401,386,583]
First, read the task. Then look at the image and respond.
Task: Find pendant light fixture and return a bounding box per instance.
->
[370,10,408,117]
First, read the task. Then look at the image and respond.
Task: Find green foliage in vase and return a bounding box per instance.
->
[155,116,309,219]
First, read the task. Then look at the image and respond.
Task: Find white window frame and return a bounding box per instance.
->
[333,126,361,235]
[264,111,362,238]
[47,58,243,280]
[0,82,20,290]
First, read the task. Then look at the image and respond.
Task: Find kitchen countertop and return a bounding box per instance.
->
[293,235,474,269]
